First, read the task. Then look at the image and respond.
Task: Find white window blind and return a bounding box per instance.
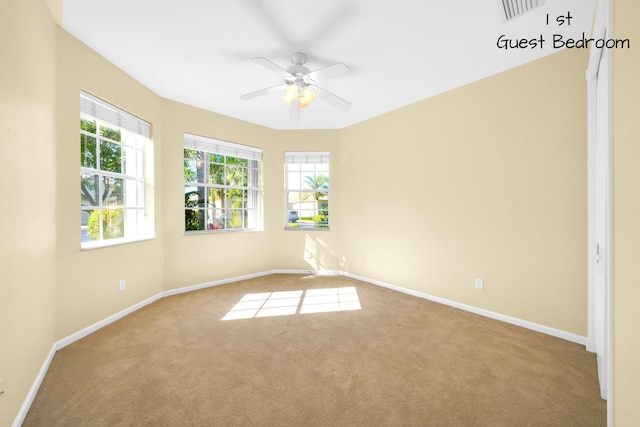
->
[80,91,151,138]
[284,151,330,164]
[184,133,263,161]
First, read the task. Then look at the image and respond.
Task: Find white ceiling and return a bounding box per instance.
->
[62,0,596,130]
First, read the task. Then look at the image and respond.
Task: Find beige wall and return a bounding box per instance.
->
[53,25,165,339]
[161,100,277,290]
[340,49,589,335]
[0,1,57,425]
[270,130,343,272]
[161,119,344,288]
[613,0,640,424]
[2,0,621,424]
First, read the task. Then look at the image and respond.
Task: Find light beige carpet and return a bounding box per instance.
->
[24,274,605,426]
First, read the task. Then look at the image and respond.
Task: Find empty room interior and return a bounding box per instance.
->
[1,0,639,425]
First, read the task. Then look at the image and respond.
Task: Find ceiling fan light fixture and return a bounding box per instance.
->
[298,97,310,109]
[282,84,299,105]
[298,87,316,108]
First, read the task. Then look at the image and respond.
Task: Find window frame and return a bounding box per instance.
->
[284,151,330,231]
[80,91,153,250]
[183,133,263,234]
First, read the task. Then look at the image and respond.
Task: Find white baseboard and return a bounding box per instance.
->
[12,345,56,427]
[55,294,163,349]
[15,268,586,425]
[162,270,277,297]
[12,293,163,427]
[273,269,343,276]
[160,269,344,298]
[340,272,587,346]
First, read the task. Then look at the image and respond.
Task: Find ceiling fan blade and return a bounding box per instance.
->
[289,100,299,122]
[240,1,296,48]
[308,63,350,81]
[315,86,351,111]
[252,57,292,76]
[240,84,286,101]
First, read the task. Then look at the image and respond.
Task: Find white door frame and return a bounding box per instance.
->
[586,0,613,423]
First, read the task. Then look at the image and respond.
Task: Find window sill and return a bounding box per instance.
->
[81,235,156,251]
[284,226,330,231]
[184,228,263,236]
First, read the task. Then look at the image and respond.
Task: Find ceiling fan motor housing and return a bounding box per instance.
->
[287,52,312,83]
[287,65,311,77]
[291,52,307,65]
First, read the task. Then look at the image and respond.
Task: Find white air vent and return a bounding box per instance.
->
[499,0,545,22]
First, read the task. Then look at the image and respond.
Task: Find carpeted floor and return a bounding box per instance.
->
[24,274,606,426]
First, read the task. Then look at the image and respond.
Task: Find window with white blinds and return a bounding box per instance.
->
[184,134,262,233]
[285,152,330,230]
[80,91,152,249]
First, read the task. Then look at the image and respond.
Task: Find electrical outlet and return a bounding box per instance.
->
[475,278,484,290]
[119,280,126,291]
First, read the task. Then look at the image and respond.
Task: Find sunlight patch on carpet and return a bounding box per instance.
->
[221,287,360,320]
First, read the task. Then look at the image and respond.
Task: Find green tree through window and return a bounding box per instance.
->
[183,134,262,233]
[80,91,150,247]
[285,152,330,230]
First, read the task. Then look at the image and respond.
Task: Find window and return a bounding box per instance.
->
[80,91,152,249]
[285,152,330,230]
[184,133,262,232]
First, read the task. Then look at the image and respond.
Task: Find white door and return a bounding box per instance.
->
[586,0,612,407]
[594,44,611,398]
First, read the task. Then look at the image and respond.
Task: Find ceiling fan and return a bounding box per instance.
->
[240,52,351,121]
